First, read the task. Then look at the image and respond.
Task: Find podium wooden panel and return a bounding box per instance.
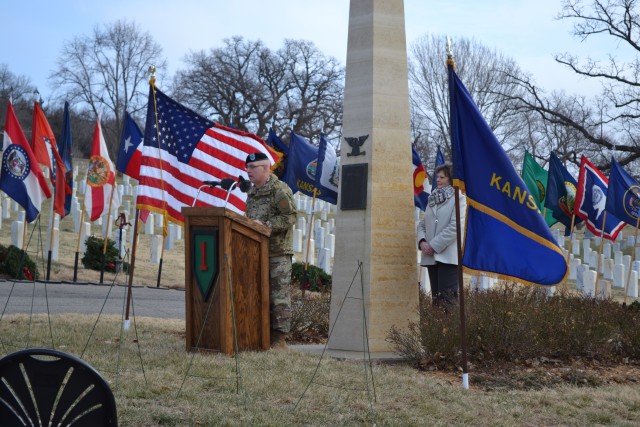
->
[182,207,271,354]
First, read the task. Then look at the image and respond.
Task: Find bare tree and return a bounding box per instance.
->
[506,0,640,171]
[408,34,528,167]
[0,64,36,129]
[50,20,167,155]
[172,36,343,143]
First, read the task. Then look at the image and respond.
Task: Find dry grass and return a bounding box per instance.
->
[1,314,640,426]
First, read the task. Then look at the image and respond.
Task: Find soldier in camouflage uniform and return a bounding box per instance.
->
[244,152,297,348]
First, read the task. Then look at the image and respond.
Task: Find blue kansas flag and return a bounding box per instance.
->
[315,134,339,205]
[412,146,429,210]
[575,155,625,240]
[283,131,337,204]
[448,63,567,286]
[605,157,640,227]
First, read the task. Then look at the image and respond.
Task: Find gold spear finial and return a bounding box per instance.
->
[148,64,156,86]
[446,36,456,70]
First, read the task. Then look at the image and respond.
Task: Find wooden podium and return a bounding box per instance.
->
[182,207,271,354]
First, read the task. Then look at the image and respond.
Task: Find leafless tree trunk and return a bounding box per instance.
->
[50,20,167,157]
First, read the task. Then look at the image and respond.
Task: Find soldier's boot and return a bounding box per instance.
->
[270,330,288,349]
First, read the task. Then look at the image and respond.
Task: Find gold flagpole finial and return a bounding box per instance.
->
[148,64,156,86]
[446,36,456,70]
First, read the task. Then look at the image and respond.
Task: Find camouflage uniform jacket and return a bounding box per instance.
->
[246,174,297,257]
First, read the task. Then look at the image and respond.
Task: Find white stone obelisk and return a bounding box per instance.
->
[329,0,418,353]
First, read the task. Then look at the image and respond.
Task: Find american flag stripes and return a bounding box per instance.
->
[137,86,278,224]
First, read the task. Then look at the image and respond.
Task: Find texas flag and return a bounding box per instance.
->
[0,102,52,222]
[84,118,120,222]
[116,112,143,180]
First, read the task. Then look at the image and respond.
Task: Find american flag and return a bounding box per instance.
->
[137,86,279,224]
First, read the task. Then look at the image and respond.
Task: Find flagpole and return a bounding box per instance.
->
[624,218,640,305]
[156,212,168,288]
[46,199,55,281]
[124,209,141,330]
[99,183,117,284]
[563,214,577,294]
[303,190,318,295]
[447,42,469,390]
[73,209,85,282]
[21,208,28,251]
[594,211,608,298]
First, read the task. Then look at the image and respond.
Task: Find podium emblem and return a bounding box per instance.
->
[192,229,219,300]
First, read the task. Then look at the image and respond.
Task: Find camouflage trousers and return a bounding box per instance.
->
[269,255,292,333]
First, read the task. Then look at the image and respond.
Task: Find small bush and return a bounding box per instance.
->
[291,262,332,292]
[289,289,330,343]
[81,235,129,273]
[388,283,640,370]
[0,244,39,280]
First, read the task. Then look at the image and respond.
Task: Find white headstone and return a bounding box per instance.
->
[46,228,60,261]
[315,226,325,250]
[1,198,9,219]
[603,243,611,259]
[325,233,335,258]
[624,255,632,274]
[144,214,155,234]
[613,264,625,288]
[164,230,174,251]
[297,216,307,236]
[319,248,331,274]
[589,251,599,269]
[583,269,597,297]
[582,238,591,256]
[603,259,614,280]
[302,237,315,266]
[150,235,162,264]
[597,280,612,300]
[615,251,623,266]
[293,229,303,253]
[627,270,639,298]
[79,222,91,254]
[569,258,581,280]
[17,211,25,222]
[11,221,23,248]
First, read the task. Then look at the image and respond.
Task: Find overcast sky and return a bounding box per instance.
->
[3,0,628,102]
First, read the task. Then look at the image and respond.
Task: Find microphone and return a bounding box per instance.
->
[202,178,237,190]
[220,178,236,191]
[238,175,252,193]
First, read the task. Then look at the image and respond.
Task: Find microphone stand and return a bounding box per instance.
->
[192,184,210,207]
[223,182,239,208]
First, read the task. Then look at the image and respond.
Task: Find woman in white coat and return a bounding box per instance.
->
[417,163,466,307]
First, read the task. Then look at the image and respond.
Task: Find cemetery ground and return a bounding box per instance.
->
[0,169,640,424]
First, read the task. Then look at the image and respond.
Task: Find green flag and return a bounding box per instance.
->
[521,151,557,227]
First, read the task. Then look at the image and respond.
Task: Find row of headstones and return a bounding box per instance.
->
[291,214,335,275]
[569,253,640,298]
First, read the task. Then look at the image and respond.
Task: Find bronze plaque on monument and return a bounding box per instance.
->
[340,163,368,210]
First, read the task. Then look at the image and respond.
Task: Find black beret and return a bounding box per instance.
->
[246,152,268,164]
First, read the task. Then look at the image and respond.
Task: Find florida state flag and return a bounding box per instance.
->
[84,118,120,222]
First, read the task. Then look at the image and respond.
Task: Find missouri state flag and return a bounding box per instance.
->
[448,62,567,286]
[0,102,52,222]
[84,118,121,222]
[574,155,625,240]
[605,157,640,227]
